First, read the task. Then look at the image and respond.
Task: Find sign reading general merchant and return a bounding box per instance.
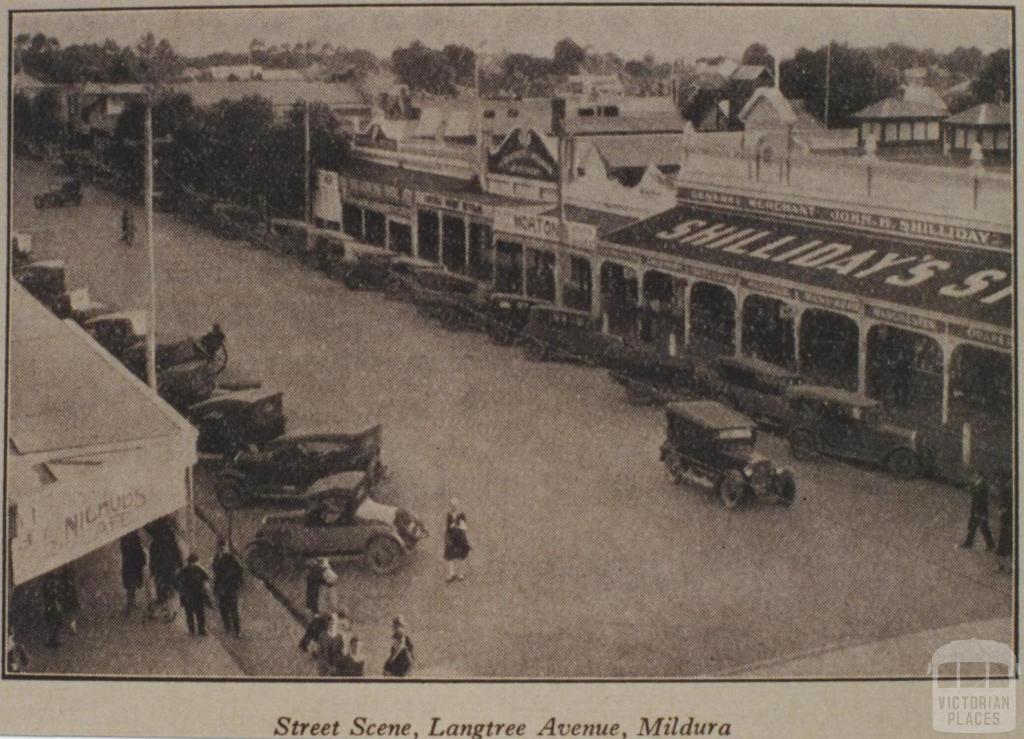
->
[488,127,558,182]
[494,208,598,248]
[606,204,1012,330]
[677,186,1012,250]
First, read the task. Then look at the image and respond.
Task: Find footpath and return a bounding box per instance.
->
[12,507,319,678]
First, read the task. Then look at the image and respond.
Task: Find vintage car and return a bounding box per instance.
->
[409,269,490,331]
[483,293,550,345]
[607,345,722,406]
[187,388,286,455]
[83,310,148,359]
[15,260,68,313]
[243,471,427,576]
[660,400,796,509]
[312,233,396,290]
[215,425,385,510]
[714,355,802,429]
[383,257,448,301]
[785,386,929,479]
[55,287,115,325]
[519,305,624,364]
[34,179,82,209]
[121,323,228,377]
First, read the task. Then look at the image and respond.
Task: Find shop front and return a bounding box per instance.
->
[340,174,416,253]
[415,192,498,279]
[8,286,198,587]
[604,190,1012,428]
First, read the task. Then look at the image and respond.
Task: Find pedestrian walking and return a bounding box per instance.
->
[120,532,147,615]
[444,499,471,583]
[995,476,1013,573]
[336,636,365,677]
[212,538,244,637]
[6,628,30,672]
[320,609,353,675]
[41,571,66,648]
[58,566,80,636]
[176,553,212,637]
[383,615,414,677]
[148,520,184,617]
[304,557,338,615]
[960,469,995,551]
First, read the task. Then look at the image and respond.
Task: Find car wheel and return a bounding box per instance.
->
[365,536,403,575]
[788,428,817,461]
[885,448,920,480]
[216,481,245,510]
[718,470,746,510]
[775,470,797,506]
[244,540,282,578]
[663,452,684,485]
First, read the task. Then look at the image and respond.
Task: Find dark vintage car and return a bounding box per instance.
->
[15,260,67,313]
[785,386,929,479]
[519,304,624,365]
[34,179,82,209]
[83,311,148,360]
[244,471,427,576]
[383,257,448,301]
[714,355,802,429]
[660,400,796,509]
[606,343,722,406]
[215,425,385,510]
[120,324,228,377]
[483,293,551,345]
[312,233,396,290]
[409,269,490,331]
[187,388,286,455]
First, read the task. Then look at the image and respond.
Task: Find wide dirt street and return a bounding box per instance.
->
[12,160,1012,678]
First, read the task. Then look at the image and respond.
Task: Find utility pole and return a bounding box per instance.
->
[303,100,311,225]
[144,101,157,390]
[824,41,832,128]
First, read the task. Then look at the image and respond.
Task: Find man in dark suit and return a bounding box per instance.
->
[212,538,244,637]
[177,553,211,636]
[960,469,995,551]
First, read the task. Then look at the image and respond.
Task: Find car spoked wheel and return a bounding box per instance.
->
[775,470,797,506]
[216,482,244,511]
[718,470,746,510]
[788,428,817,461]
[885,448,920,480]
[365,537,403,575]
[244,540,283,578]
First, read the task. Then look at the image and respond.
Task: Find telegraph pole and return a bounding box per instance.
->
[144,100,157,390]
[303,100,311,225]
[824,41,832,128]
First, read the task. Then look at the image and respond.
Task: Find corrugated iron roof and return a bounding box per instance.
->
[945,102,1011,127]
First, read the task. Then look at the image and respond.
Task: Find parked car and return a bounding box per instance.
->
[608,345,722,406]
[660,399,796,509]
[244,470,427,576]
[15,260,68,313]
[484,293,550,345]
[55,287,116,325]
[187,388,286,455]
[121,323,228,377]
[409,270,489,331]
[383,257,447,301]
[215,425,385,510]
[519,304,623,364]
[313,234,396,289]
[157,360,220,411]
[34,179,82,209]
[785,385,929,479]
[714,355,802,429]
[83,310,148,359]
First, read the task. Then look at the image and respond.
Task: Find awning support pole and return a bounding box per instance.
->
[185,466,196,553]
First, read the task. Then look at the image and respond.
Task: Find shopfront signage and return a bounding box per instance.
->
[740,276,795,300]
[864,304,945,334]
[417,192,489,218]
[798,290,861,315]
[948,323,1012,351]
[488,127,558,182]
[684,262,738,287]
[676,186,1012,249]
[344,176,413,207]
[494,209,597,247]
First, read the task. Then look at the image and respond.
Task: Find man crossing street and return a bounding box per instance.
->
[960,469,995,551]
[212,539,244,637]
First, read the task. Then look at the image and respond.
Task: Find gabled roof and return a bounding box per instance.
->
[583,133,683,171]
[852,96,948,120]
[945,102,1011,127]
[739,88,826,132]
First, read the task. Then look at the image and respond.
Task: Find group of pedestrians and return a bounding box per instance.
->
[959,469,1013,573]
[119,519,246,638]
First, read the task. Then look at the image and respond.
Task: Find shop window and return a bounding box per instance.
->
[342,203,363,239]
[525,249,556,302]
[417,209,440,262]
[468,222,494,281]
[564,256,592,312]
[494,240,524,294]
[441,214,467,273]
[364,210,387,246]
[389,221,412,255]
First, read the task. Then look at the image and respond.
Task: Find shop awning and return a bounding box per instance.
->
[8,285,198,585]
[604,203,1012,330]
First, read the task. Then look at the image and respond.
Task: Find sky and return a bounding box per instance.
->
[13,3,1013,62]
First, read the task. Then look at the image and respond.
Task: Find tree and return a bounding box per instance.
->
[443,44,476,87]
[944,46,985,78]
[391,41,456,95]
[781,43,898,127]
[971,49,1009,103]
[552,37,586,75]
[741,43,774,69]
